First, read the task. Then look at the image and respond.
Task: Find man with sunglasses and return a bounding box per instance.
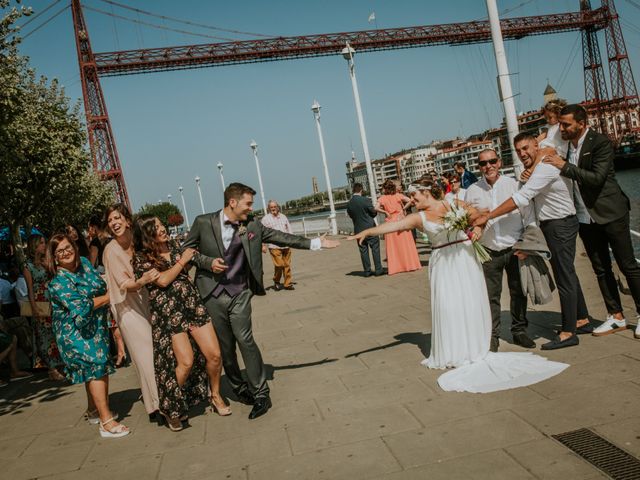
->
[473,133,592,350]
[465,149,534,352]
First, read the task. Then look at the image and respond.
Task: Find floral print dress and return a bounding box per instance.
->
[48,257,115,384]
[25,260,63,369]
[133,240,209,419]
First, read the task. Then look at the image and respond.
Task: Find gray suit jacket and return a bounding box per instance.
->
[182,211,312,297]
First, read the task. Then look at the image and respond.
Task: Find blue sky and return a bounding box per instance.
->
[15,0,640,219]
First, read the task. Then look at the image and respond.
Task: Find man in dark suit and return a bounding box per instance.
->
[543,104,640,338]
[346,183,383,276]
[183,183,338,419]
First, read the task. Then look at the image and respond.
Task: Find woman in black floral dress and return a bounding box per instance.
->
[133,215,231,431]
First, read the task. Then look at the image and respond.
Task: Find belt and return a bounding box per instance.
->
[431,238,468,250]
[539,214,576,227]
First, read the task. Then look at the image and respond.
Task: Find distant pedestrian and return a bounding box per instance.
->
[454,162,478,189]
[346,183,383,277]
[261,201,295,291]
[376,180,421,275]
[444,174,466,205]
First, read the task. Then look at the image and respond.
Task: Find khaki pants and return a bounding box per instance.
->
[269,248,293,287]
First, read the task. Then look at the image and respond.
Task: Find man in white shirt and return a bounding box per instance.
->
[261,200,295,291]
[465,149,534,352]
[473,132,591,350]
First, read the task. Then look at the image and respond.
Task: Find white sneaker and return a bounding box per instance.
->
[635,318,640,339]
[593,315,627,336]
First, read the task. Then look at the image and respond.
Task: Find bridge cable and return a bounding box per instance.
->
[20,4,69,40]
[19,0,61,28]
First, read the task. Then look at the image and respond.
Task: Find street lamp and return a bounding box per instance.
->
[217,161,225,190]
[167,194,172,204]
[178,186,190,229]
[342,42,377,203]
[311,100,337,235]
[249,140,267,212]
[195,176,205,214]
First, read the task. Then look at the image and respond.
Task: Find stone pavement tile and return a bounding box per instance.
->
[252,315,302,333]
[0,434,35,459]
[372,449,535,480]
[333,318,396,337]
[594,416,640,457]
[512,381,640,435]
[356,342,427,369]
[270,356,367,382]
[4,442,93,480]
[314,334,392,358]
[506,437,607,480]
[82,415,206,466]
[405,387,545,427]
[262,341,324,366]
[528,354,640,399]
[205,398,321,442]
[22,423,100,455]
[42,453,162,480]
[319,378,437,417]
[280,324,339,343]
[286,404,421,454]
[338,364,429,391]
[270,370,348,401]
[159,429,290,477]
[382,410,543,469]
[248,437,401,480]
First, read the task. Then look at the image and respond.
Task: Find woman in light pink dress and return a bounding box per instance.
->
[102,204,160,419]
[376,180,422,275]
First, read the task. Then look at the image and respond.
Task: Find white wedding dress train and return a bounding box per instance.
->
[419,211,568,393]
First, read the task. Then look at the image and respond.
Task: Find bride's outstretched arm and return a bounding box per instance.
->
[348,213,423,244]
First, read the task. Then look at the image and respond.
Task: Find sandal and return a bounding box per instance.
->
[99,417,130,438]
[158,411,183,432]
[48,369,66,382]
[209,395,232,417]
[114,353,127,368]
[85,409,118,425]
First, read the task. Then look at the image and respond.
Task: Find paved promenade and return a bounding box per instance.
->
[2,238,640,479]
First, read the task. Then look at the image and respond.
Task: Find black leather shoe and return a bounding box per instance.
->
[490,337,499,352]
[512,332,536,349]
[541,335,579,350]
[363,271,373,277]
[234,386,255,405]
[248,396,272,420]
[576,323,594,334]
[374,270,385,277]
[273,283,283,291]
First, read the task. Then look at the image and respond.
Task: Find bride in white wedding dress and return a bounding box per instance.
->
[349,178,568,393]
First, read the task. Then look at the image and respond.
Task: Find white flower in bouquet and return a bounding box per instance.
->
[441,204,491,264]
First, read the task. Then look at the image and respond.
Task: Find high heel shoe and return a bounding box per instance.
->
[158,411,184,432]
[209,396,232,416]
[114,353,127,368]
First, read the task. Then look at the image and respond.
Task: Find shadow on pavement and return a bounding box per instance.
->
[0,373,72,416]
[344,332,431,359]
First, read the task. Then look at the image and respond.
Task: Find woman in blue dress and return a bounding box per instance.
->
[46,233,130,438]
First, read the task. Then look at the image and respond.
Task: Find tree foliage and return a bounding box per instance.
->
[137,202,183,228]
[0,2,114,265]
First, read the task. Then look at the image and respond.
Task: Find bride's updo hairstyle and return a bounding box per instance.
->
[416,177,444,201]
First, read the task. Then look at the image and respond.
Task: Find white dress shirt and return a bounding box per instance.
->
[220,213,321,251]
[512,162,576,222]
[445,189,466,206]
[567,128,593,224]
[465,176,532,251]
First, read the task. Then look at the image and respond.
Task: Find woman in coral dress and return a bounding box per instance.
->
[376,180,422,275]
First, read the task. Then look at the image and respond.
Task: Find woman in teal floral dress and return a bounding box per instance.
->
[47,234,130,438]
[133,215,230,432]
[23,234,65,380]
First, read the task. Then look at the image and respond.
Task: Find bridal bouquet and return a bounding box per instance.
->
[442,205,491,264]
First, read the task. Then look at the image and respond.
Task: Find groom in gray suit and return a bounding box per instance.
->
[183,182,338,419]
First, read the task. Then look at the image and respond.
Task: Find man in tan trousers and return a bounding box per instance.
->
[261,200,295,291]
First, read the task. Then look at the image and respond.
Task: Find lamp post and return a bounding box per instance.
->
[167,194,172,204]
[311,100,337,235]
[217,161,225,190]
[342,42,377,203]
[486,0,523,178]
[195,176,205,214]
[178,186,190,229]
[249,140,267,212]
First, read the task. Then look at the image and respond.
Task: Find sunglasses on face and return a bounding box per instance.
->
[478,159,499,167]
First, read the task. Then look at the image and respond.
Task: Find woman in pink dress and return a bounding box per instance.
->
[376,180,422,275]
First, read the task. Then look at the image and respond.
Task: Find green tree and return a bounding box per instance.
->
[137,202,182,228]
[0,2,113,265]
